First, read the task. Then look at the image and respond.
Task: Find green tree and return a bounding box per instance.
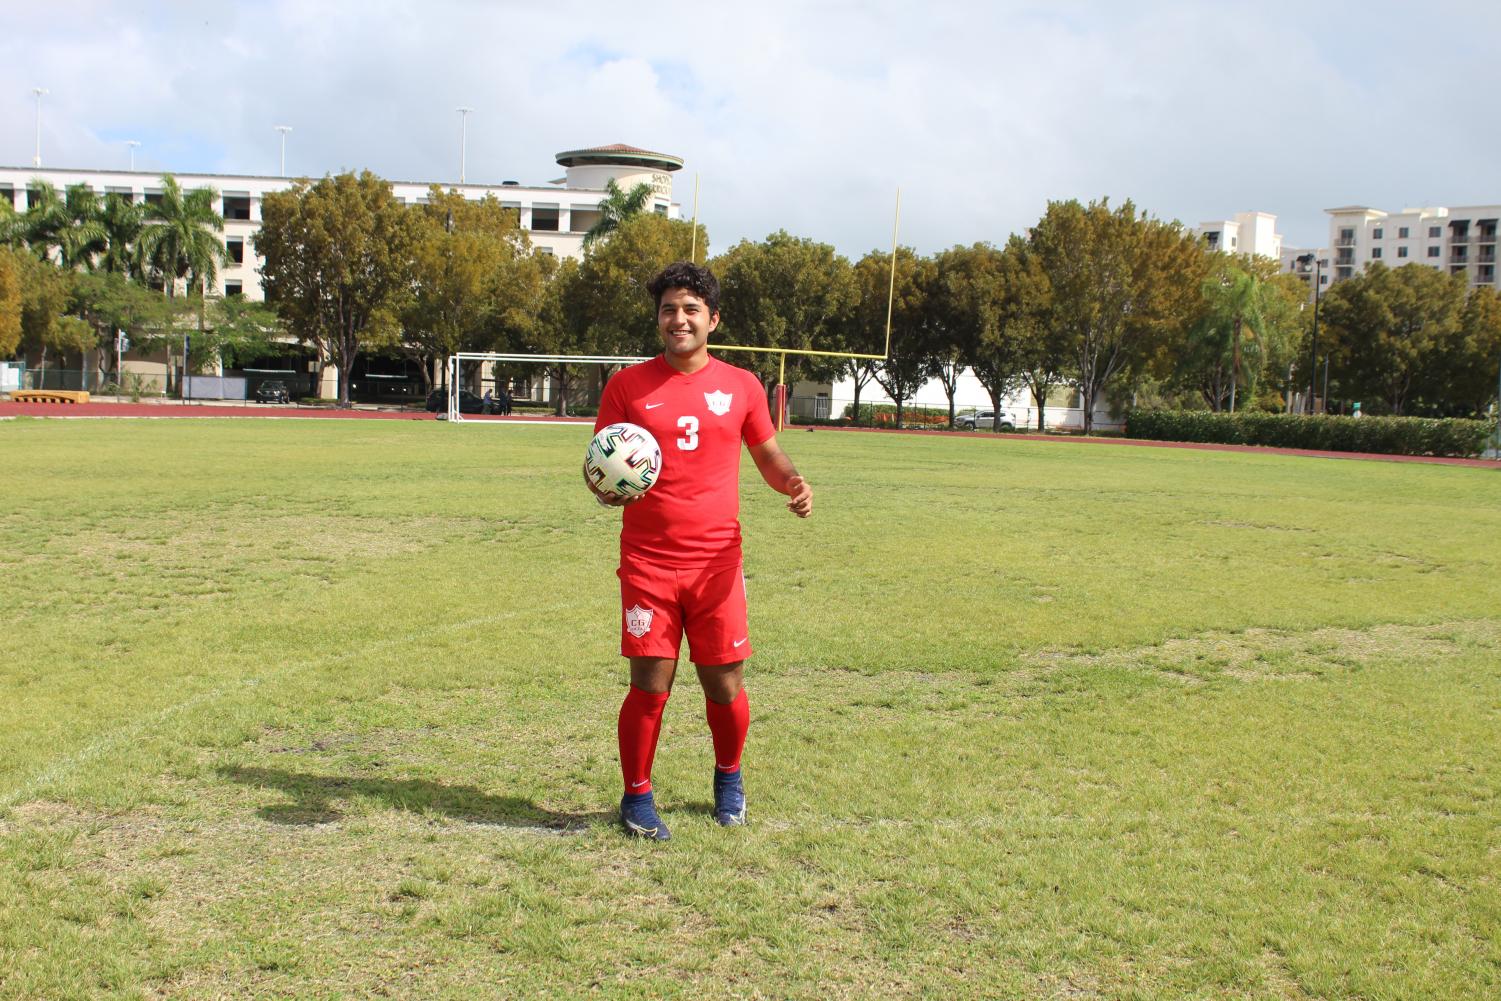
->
[0,247,21,356]
[257,171,420,406]
[139,175,226,298]
[935,239,1049,430]
[1029,198,1206,432]
[13,253,77,384]
[712,231,855,390]
[583,178,654,249]
[524,258,595,415]
[97,193,146,277]
[403,187,537,391]
[850,247,934,428]
[1449,285,1501,416]
[13,181,107,270]
[67,270,182,386]
[575,213,704,358]
[1320,262,1466,414]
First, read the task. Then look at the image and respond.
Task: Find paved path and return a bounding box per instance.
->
[4,399,1496,469]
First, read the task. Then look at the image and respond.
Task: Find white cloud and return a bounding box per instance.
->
[4,1,1499,254]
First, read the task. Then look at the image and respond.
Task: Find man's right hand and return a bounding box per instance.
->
[583,461,644,507]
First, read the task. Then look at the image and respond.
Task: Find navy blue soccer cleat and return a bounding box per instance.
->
[713,768,747,827]
[620,791,671,841]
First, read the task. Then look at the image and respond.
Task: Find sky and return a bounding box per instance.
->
[4,1,1499,258]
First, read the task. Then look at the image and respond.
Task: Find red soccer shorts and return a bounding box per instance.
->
[617,560,751,666]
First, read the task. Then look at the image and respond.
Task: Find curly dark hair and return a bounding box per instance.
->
[647,261,721,314]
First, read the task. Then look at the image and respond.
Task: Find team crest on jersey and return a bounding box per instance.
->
[704,390,733,416]
[624,604,654,638]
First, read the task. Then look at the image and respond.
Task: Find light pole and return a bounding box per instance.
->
[1297,253,1322,414]
[457,107,473,184]
[32,87,48,167]
[275,125,292,176]
[126,140,140,171]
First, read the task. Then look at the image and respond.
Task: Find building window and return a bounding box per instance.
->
[222,195,251,220]
[1373,228,1384,240]
[1320,275,1328,285]
[1429,226,1441,238]
[1428,246,1440,258]
[654,203,668,216]
[536,246,554,256]
[224,281,243,297]
[0,184,12,210]
[531,207,559,232]
[1397,246,1408,258]
[1231,236,1238,248]
[144,190,163,206]
[226,237,244,264]
[1398,226,1409,238]
[1371,248,1382,259]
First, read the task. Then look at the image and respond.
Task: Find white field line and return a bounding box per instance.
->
[0,604,570,810]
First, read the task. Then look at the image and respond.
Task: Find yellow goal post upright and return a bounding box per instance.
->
[691,185,902,430]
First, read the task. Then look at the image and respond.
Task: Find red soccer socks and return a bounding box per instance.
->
[618,685,670,794]
[704,688,749,774]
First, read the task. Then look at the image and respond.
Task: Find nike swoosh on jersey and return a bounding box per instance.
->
[733,638,748,648]
[644,402,664,409]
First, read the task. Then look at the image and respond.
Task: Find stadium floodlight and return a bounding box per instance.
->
[126,140,140,171]
[275,126,292,176]
[32,87,47,167]
[457,107,474,184]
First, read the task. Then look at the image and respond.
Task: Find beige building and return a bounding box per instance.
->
[1,144,684,398]
[1324,205,1498,288]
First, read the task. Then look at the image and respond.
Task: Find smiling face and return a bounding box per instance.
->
[656,286,720,370]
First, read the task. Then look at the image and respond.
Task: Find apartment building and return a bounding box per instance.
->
[1196,211,1283,259]
[1325,205,1499,288]
[0,142,684,301]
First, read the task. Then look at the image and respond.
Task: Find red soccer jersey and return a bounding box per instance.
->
[595,354,776,568]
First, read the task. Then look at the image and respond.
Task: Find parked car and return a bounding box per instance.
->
[426,388,488,414]
[255,380,290,404]
[958,409,1015,431]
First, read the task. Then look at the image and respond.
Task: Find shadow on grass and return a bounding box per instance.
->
[217,765,609,832]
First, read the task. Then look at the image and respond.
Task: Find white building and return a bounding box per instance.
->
[1,144,683,399]
[1323,205,1498,288]
[0,142,684,302]
[1195,210,1283,260]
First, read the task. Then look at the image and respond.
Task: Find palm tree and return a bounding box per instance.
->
[1190,261,1269,412]
[582,178,653,249]
[98,192,145,277]
[139,175,226,298]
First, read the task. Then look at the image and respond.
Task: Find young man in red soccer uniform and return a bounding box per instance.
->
[585,261,813,840]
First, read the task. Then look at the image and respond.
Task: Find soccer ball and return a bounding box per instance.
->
[585,423,662,499]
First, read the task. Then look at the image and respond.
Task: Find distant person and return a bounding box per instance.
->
[583,261,813,841]
[500,386,512,416]
[483,389,494,413]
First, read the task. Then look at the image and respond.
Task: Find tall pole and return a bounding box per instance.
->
[275,125,292,176]
[32,87,47,167]
[126,140,140,171]
[689,174,700,264]
[1307,257,1321,414]
[457,107,473,184]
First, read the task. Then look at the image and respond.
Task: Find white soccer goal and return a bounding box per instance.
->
[443,352,649,424]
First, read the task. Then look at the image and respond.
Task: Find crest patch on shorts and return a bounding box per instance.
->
[624,604,654,638]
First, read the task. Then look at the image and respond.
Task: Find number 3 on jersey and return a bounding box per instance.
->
[677,415,699,451]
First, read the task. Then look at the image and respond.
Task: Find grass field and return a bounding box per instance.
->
[1,417,1498,1000]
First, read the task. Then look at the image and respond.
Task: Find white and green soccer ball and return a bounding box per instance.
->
[585,422,663,499]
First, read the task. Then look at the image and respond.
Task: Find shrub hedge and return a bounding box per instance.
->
[1124,410,1492,458]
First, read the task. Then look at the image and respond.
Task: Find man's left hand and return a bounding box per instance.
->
[786,476,812,518]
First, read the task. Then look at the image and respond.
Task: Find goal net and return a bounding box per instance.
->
[442,352,649,424]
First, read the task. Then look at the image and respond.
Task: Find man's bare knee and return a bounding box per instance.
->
[695,660,744,704]
[630,657,678,694]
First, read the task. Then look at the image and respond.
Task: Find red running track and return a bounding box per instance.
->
[4,400,1497,469]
